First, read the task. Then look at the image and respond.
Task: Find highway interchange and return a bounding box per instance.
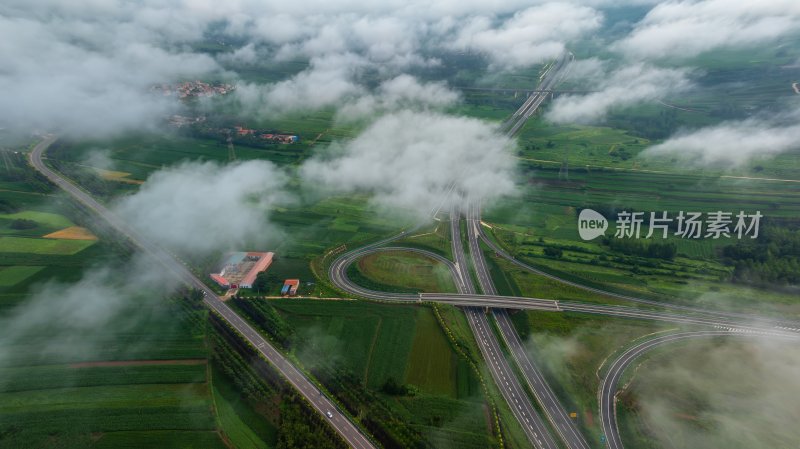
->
[28,49,800,449]
[326,50,800,449]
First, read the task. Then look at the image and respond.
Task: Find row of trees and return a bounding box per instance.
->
[722,225,800,287]
[602,237,678,260]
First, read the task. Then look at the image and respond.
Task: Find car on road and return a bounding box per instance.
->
[326,411,333,419]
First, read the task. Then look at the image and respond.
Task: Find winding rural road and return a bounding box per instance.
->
[29,137,376,449]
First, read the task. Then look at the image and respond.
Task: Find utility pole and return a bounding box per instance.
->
[227,130,236,162]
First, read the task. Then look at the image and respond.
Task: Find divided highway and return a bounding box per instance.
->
[451,206,559,449]
[467,203,591,449]
[29,137,376,449]
[504,51,573,136]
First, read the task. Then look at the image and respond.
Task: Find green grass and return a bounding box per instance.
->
[0,266,45,287]
[94,430,228,449]
[510,310,683,444]
[0,210,73,229]
[405,308,460,395]
[0,236,95,255]
[211,368,276,449]
[355,250,457,294]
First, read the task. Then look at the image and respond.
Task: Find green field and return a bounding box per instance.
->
[510,310,681,445]
[354,250,457,294]
[0,299,229,449]
[269,299,493,447]
[0,210,73,229]
[0,236,95,255]
[618,338,800,449]
[482,166,800,315]
[274,299,431,389]
[210,367,277,449]
[404,305,461,395]
[93,431,227,449]
[0,266,45,287]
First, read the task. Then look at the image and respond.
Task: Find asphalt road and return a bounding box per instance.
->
[451,206,559,449]
[467,202,591,449]
[494,309,591,449]
[599,330,800,449]
[29,137,376,449]
[466,307,558,449]
[477,224,800,328]
[505,51,573,136]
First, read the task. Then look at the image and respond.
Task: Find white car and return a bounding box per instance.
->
[326,411,333,419]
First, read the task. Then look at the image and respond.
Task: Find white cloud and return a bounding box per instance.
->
[448,3,602,69]
[0,254,181,369]
[547,61,693,123]
[0,7,221,137]
[301,110,517,217]
[233,53,367,117]
[114,160,290,256]
[615,0,800,59]
[336,75,460,122]
[642,106,800,167]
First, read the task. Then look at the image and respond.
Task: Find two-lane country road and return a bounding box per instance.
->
[29,137,376,449]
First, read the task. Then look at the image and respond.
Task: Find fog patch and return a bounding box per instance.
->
[81,149,116,172]
[547,61,693,124]
[114,159,291,257]
[0,254,180,373]
[447,3,602,69]
[625,336,800,448]
[614,0,800,60]
[642,106,800,168]
[336,75,460,123]
[301,110,518,219]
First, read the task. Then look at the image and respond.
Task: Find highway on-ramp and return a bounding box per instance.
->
[29,137,376,449]
[599,330,800,449]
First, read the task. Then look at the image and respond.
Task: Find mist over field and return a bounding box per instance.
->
[623,337,800,449]
[2,1,800,448]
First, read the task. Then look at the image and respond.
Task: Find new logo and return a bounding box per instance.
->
[578,209,608,241]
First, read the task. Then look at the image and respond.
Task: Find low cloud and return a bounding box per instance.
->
[301,110,517,217]
[336,75,460,122]
[642,106,800,167]
[82,149,116,171]
[0,10,221,137]
[448,3,602,69]
[114,160,290,256]
[233,53,366,117]
[628,336,800,448]
[614,0,800,59]
[547,61,693,123]
[0,255,180,371]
